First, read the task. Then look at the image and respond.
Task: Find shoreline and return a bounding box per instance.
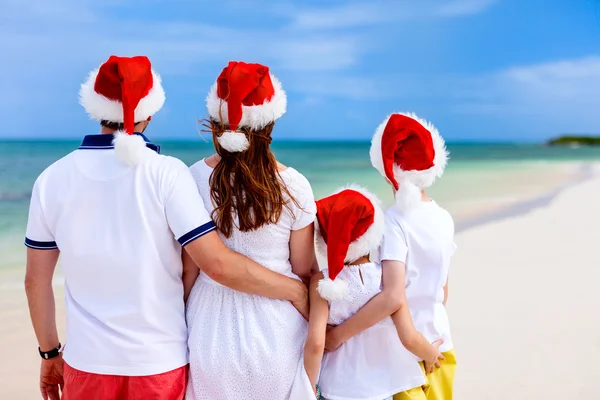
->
[0,161,592,285]
[454,161,596,232]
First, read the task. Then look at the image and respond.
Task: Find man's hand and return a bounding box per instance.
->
[291,280,309,320]
[423,339,445,374]
[324,326,344,352]
[40,356,64,400]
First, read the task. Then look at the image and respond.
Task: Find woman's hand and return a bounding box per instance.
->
[291,281,309,320]
[423,339,445,374]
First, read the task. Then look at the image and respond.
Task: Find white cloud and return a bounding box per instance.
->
[448,56,600,135]
[285,0,498,29]
[287,56,600,138]
[0,1,369,75]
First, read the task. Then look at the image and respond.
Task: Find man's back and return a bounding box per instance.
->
[26,135,214,375]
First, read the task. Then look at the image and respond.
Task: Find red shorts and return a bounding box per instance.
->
[62,362,187,400]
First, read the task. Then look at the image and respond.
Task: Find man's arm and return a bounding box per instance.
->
[182,250,200,303]
[25,248,60,352]
[324,260,404,351]
[184,231,307,303]
[25,247,64,400]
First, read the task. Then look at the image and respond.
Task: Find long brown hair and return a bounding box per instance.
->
[205,118,300,237]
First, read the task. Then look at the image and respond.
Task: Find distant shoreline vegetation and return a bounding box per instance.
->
[547,135,600,147]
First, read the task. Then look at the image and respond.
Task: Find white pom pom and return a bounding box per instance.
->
[317,278,349,301]
[217,131,250,152]
[113,131,149,166]
[395,179,422,213]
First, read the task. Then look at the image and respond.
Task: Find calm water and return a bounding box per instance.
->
[1,139,600,269]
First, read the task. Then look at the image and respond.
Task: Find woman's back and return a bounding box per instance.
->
[189,159,314,276]
[186,158,316,400]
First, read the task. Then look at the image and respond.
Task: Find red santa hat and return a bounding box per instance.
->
[206,61,287,153]
[314,185,384,301]
[79,55,165,165]
[370,112,448,212]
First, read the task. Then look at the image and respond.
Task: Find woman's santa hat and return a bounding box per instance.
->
[370,112,448,212]
[206,61,286,153]
[314,185,384,301]
[79,55,165,166]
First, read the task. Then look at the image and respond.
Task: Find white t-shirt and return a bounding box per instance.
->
[25,133,215,376]
[379,200,456,354]
[319,263,426,399]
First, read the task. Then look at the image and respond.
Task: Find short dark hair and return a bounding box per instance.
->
[100,120,125,130]
[100,120,145,130]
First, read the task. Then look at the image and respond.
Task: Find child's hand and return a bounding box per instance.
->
[424,339,445,374]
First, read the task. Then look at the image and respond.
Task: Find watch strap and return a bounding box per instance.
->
[39,343,62,360]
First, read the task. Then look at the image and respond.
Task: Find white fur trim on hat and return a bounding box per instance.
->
[206,74,287,130]
[394,179,421,213]
[317,276,349,302]
[314,184,385,267]
[79,69,166,123]
[369,112,448,190]
[217,131,250,152]
[113,131,151,166]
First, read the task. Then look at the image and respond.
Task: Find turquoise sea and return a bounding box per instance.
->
[2,139,600,272]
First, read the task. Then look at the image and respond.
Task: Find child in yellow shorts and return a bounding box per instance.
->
[325,113,458,399]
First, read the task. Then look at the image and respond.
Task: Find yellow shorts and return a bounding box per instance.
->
[393,349,456,400]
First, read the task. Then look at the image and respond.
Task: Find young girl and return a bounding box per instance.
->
[304,185,444,400]
[324,113,457,400]
[184,61,317,400]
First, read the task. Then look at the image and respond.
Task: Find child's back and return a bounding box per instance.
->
[319,262,425,399]
[381,200,456,354]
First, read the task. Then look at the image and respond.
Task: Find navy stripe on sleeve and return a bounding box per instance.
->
[177,221,217,247]
[25,238,58,250]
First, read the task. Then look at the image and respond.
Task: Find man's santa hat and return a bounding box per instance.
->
[206,61,286,153]
[79,55,165,166]
[370,112,448,212]
[314,185,384,301]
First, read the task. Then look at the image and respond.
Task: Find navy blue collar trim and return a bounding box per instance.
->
[79,133,160,153]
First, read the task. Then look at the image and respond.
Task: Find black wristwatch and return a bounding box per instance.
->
[39,343,62,360]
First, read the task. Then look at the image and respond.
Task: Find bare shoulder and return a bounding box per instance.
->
[204,154,219,168]
[276,161,288,172]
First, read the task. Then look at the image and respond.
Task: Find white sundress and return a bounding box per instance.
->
[319,262,426,400]
[186,160,316,400]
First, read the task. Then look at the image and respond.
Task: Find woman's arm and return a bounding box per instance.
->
[182,250,200,303]
[290,223,318,284]
[304,272,329,394]
[324,260,405,351]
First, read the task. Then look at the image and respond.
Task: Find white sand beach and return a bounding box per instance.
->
[450,164,600,399]
[1,165,600,399]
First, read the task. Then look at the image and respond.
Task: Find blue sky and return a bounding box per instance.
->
[2,0,599,141]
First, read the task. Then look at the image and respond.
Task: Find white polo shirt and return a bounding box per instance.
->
[25,133,215,376]
[380,200,457,354]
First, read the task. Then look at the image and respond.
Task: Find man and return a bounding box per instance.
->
[24,55,308,400]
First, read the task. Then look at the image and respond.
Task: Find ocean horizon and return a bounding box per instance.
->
[2,140,600,273]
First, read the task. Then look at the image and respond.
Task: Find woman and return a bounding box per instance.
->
[184,61,317,400]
